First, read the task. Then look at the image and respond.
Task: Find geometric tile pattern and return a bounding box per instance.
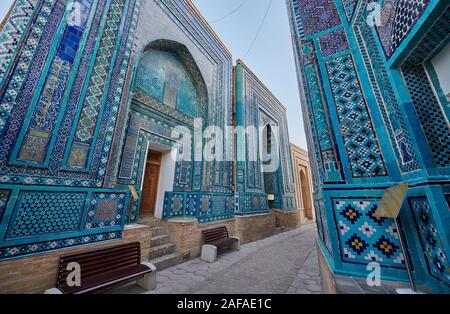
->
[296,0,342,37]
[389,0,430,55]
[163,192,235,224]
[0,0,140,189]
[319,28,350,58]
[377,0,430,58]
[6,191,86,239]
[334,199,406,268]
[402,64,450,167]
[400,8,450,168]
[404,7,450,65]
[0,231,123,260]
[353,3,420,173]
[0,190,10,223]
[326,54,387,177]
[0,0,58,136]
[0,0,37,86]
[17,0,94,163]
[341,0,357,21]
[69,0,126,168]
[409,197,450,286]
[85,192,126,229]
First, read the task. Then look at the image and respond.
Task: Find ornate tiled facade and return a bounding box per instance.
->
[234,60,297,215]
[287,0,450,292]
[0,0,140,260]
[0,0,301,265]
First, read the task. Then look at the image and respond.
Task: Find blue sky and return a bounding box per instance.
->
[0,0,307,148]
[192,0,306,148]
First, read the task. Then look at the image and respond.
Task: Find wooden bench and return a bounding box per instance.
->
[201,226,240,263]
[44,242,156,294]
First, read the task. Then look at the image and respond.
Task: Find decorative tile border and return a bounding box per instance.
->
[0,231,123,260]
[333,198,406,269]
[326,54,387,178]
[0,186,130,261]
[162,191,234,223]
[409,197,450,286]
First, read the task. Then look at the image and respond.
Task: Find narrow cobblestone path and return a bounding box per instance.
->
[112,223,323,294]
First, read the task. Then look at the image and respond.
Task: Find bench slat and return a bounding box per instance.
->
[55,242,146,294]
[202,226,231,247]
[59,264,151,294]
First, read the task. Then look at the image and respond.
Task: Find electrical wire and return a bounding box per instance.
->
[210,0,247,23]
[243,0,273,58]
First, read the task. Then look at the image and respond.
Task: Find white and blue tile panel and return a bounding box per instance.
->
[0,185,131,260]
[352,0,422,174]
[317,185,450,291]
[162,192,234,224]
[333,198,405,268]
[0,0,39,87]
[409,197,450,287]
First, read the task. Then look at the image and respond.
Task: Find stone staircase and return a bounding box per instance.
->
[139,217,181,270]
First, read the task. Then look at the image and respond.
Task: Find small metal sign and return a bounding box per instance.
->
[267,194,275,201]
[374,183,409,219]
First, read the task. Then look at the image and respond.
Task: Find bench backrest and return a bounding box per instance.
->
[202,226,229,244]
[56,242,141,288]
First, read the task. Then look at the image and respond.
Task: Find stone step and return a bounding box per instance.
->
[149,243,176,259]
[151,226,168,237]
[139,217,164,228]
[149,252,181,271]
[151,234,170,247]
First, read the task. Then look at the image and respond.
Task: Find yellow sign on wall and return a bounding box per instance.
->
[374,183,409,219]
[128,185,139,201]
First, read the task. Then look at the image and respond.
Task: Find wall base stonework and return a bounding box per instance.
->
[0,224,151,294]
[167,218,237,261]
[167,211,298,260]
[235,213,277,244]
[273,209,302,231]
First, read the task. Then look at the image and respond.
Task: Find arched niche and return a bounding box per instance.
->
[134,39,208,121]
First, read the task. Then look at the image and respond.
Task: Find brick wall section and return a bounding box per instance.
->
[167,218,236,261]
[273,209,302,231]
[235,213,277,243]
[168,211,303,261]
[0,225,151,294]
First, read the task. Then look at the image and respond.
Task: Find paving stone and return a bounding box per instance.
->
[111,224,322,294]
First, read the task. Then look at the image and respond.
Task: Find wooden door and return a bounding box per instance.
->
[140,150,162,217]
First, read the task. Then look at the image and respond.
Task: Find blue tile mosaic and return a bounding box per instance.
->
[409,197,450,286]
[287,0,450,292]
[6,191,86,239]
[296,0,342,37]
[334,198,406,268]
[376,0,430,58]
[318,28,350,58]
[326,54,387,178]
[0,0,140,260]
